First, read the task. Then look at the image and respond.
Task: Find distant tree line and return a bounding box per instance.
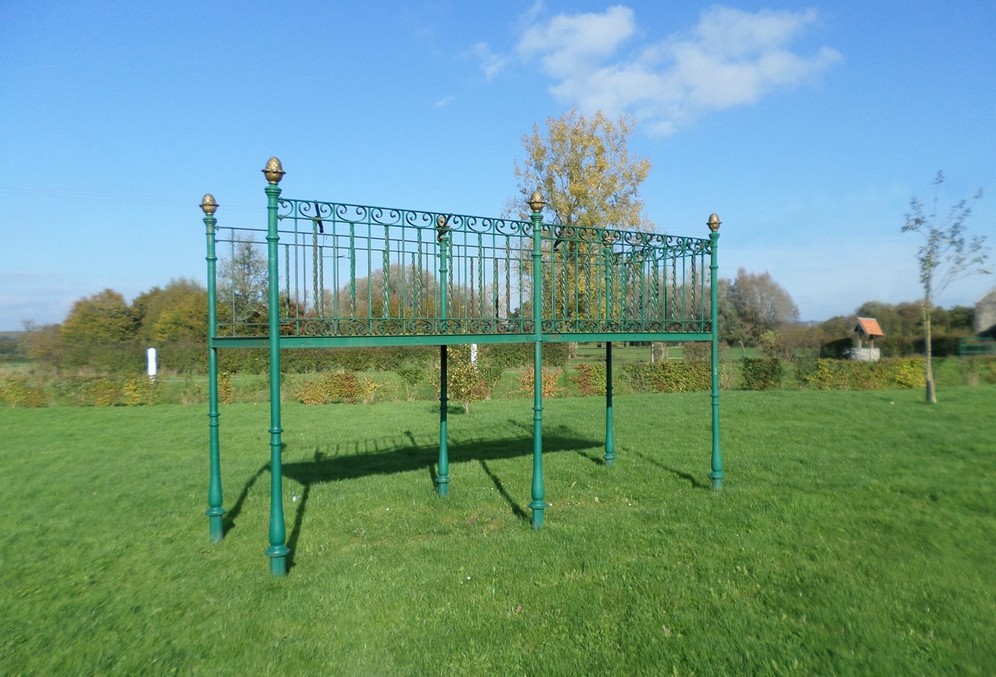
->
[13,265,979,377]
[0,333,26,361]
[21,279,208,374]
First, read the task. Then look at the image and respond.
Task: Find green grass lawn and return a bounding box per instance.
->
[1,386,994,674]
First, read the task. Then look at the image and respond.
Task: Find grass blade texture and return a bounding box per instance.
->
[1,386,993,674]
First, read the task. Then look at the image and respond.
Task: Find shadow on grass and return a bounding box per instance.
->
[479,459,530,523]
[428,403,473,415]
[574,449,607,466]
[222,463,268,537]
[503,417,609,467]
[281,423,596,485]
[630,449,708,489]
[222,425,600,570]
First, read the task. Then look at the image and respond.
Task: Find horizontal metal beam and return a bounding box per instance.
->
[211,332,713,349]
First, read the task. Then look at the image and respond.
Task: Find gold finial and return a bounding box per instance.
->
[707,213,721,232]
[435,214,451,241]
[527,189,545,213]
[262,156,285,184]
[200,193,218,215]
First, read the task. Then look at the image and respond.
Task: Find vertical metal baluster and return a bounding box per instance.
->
[383,224,391,321]
[349,222,356,319]
[366,225,373,329]
[478,234,485,319]
[504,238,511,326]
[332,231,340,330]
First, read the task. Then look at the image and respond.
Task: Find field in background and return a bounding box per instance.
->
[4,344,995,408]
[1,386,993,673]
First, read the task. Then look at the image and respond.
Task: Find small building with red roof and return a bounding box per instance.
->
[852,317,884,361]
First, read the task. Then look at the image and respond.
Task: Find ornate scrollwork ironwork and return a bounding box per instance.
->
[232,196,717,341]
[404,319,434,335]
[463,318,495,334]
[333,203,370,224]
[339,319,369,336]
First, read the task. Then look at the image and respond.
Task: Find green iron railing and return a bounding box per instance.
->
[212,199,714,342]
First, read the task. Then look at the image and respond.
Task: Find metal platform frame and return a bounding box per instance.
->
[200,158,724,576]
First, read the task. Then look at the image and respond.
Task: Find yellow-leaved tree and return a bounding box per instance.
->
[514,108,652,231]
[511,108,653,325]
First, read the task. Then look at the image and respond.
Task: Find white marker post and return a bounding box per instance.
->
[147,347,157,381]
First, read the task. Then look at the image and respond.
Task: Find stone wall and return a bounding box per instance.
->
[975,289,996,336]
[849,347,881,362]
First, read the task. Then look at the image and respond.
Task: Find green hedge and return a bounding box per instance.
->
[573,363,606,396]
[623,361,711,393]
[741,358,783,390]
[794,358,925,390]
[0,379,47,407]
[39,375,161,406]
[214,343,569,375]
[39,339,573,377]
[293,370,376,404]
[58,341,146,374]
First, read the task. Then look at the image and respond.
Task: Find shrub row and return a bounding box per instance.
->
[32,339,575,377]
[964,355,996,384]
[573,363,606,396]
[263,343,548,375]
[0,379,47,407]
[519,366,565,399]
[794,358,926,390]
[54,342,148,374]
[741,358,783,391]
[622,361,712,393]
[293,370,378,405]
[5,355,994,407]
[219,346,436,374]
[0,375,164,407]
[436,345,515,412]
[216,342,570,375]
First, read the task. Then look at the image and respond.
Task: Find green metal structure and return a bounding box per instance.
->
[958,336,996,356]
[201,157,724,576]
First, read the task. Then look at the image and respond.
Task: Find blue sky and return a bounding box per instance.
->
[2,1,994,331]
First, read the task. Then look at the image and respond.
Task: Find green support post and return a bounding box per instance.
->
[435,216,450,497]
[527,191,546,529]
[201,194,224,543]
[707,214,724,490]
[263,158,290,576]
[437,345,449,496]
[604,341,615,466]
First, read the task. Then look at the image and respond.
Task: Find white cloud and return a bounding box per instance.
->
[470,42,509,80]
[517,5,637,78]
[516,5,841,135]
[692,7,820,56]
